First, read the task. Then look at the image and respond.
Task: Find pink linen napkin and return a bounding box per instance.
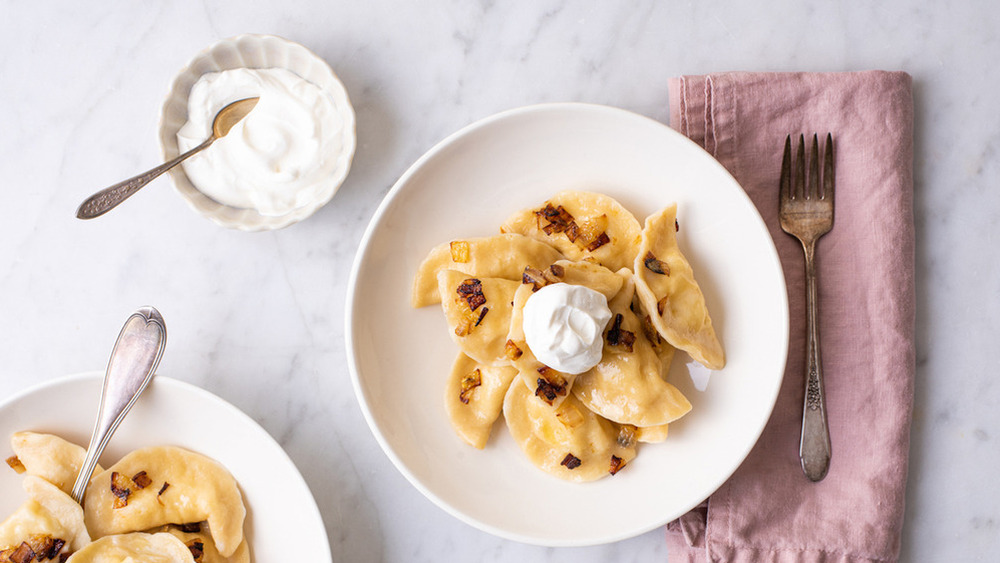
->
[664,71,915,563]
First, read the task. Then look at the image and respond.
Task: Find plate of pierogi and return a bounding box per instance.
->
[0,373,330,562]
[346,103,788,546]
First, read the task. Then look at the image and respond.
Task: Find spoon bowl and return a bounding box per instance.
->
[76,97,258,220]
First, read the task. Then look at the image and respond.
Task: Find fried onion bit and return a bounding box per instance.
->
[534,368,567,405]
[28,535,64,561]
[474,306,489,327]
[657,295,669,316]
[504,339,523,360]
[110,471,133,509]
[609,455,627,475]
[617,424,638,448]
[535,204,575,235]
[560,453,582,470]
[5,455,25,474]
[131,470,152,489]
[459,369,482,405]
[449,240,470,263]
[187,540,205,562]
[643,251,670,275]
[605,314,636,352]
[585,232,611,252]
[522,267,548,291]
[457,278,487,311]
[157,482,171,496]
[5,542,34,563]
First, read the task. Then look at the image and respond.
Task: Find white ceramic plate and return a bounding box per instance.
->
[346,103,788,546]
[0,373,330,561]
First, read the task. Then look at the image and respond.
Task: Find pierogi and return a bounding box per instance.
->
[63,532,196,563]
[8,431,101,496]
[415,191,724,482]
[572,273,692,427]
[445,354,518,449]
[0,476,90,561]
[503,383,636,483]
[150,524,251,563]
[412,234,565,307]
[500,191,642,272]
[84,446,245,557]
[633,204,725,370]
[437,271,520,366]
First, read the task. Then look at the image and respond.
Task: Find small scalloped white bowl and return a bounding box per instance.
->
[159,34,356,231]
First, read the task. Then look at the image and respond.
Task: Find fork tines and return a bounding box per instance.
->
[780,133,834,202]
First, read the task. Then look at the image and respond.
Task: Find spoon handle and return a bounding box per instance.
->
[71,307,167,504]
[76,137,214,220]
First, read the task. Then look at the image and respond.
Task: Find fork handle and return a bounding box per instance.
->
[800,241,831,481]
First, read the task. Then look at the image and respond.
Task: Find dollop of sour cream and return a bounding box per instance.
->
[522,283,613,375]
[177,68,346,216]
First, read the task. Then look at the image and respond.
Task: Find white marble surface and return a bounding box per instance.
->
[0,1,995,561]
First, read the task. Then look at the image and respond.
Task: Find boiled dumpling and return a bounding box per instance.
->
[573,273,692,427]
[412,234,565,307]
[445,353,518,449]
[500,191,642,272]
[149,525,250,563]
[83,446,245,557]
[437,271,520,366]
[633,204,725,370]
[503,382,636,482]
[8,432,101,496]
[0,476,90,561]
[64,533,195,563]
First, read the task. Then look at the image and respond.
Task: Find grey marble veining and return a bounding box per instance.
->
[1,1,997,561]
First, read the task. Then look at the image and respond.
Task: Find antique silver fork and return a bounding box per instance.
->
[779,133,834,482]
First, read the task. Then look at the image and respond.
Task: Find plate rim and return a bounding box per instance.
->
[0,371,333,562]
[345,102,788,546]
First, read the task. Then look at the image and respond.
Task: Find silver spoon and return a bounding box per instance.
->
[76,97,259,220]
[70,306,167,504]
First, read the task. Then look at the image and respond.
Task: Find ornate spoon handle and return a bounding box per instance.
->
[799,241,831,481]
[71,307,167,504]
[76,137,214,220]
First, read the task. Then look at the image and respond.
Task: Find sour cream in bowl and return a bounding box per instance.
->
[160,35,356,230]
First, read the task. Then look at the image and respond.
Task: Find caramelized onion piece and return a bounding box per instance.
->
[535,204,576,235]
[5,542,34,563]
[643,251,670,275]
[132,470,152,489]
[457,278,486,311]
[522,267,548,291]
[187,540,205,562]
[560,453,582,470]
[534,368,567,405]
[605,313,636,352]
[585,232,611,252]
[504,339,523,360]
[5,455,25,474]
[449,240,471,263]
[617,424,638,448]
[459,369,483,405]
[110,471,133,509]
[555,403,584,429]
[609,455,627,475]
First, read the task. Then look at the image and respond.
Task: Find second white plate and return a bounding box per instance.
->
[0,373,330,561]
